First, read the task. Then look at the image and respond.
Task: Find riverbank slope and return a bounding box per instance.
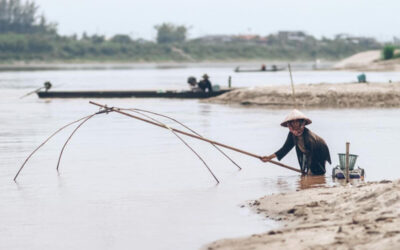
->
[206,179,400,250]
[205,82,400,108]
[333,50,400,71]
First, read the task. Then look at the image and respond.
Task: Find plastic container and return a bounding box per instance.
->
[357,73,366,83]
[212,84,220,91]
[338,153,358,170]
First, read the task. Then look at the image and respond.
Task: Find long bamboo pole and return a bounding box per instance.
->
[288,63,297,107]
[56,114,97,171]
[132,109,219,184]
[14,114,96,181]
[124,108,241,170]
[346,142,350,183]
[89,101,301,174]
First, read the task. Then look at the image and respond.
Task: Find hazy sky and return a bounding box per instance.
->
[33,0,399,41]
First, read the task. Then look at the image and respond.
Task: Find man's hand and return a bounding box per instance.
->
[260,154,276,162]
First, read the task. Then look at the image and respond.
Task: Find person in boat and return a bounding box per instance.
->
[261,64,266,71]
[187,76,202,92]
[261,109,331,175]
[197,74,213,92]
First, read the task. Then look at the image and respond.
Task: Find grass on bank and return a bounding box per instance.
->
[382,44,400,60]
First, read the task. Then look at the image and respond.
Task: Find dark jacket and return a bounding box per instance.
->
[198,79,212,92]
[274,128,331,175]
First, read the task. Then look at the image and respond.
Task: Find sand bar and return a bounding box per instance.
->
[206,82,400,108]
[205,178,400,250]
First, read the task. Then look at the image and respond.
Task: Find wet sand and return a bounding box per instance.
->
[205,178,400,250]
[206,82,400,108]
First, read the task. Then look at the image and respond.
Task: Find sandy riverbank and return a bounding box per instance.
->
[206,82,400,108]
[333,50,400,72]
[205,178,400,250]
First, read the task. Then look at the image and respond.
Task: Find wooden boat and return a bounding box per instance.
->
[234,66,285,73]
[36,89,234,99]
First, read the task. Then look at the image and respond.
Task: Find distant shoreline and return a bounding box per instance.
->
[205,82,400,109]
[0,60,335,71]
[0,59,398,72]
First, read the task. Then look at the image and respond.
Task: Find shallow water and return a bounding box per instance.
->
[1,66,400,249]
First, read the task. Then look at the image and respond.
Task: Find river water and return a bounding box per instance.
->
[1,65,400,249]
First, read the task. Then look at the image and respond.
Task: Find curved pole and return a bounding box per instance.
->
[123,108,242,171]
[56,114,97,172]
[129,109,219,184]
[14,114,94,181]
[89,101,301,174]
[20,87,44,99]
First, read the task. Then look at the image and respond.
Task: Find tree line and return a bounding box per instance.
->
[0,0,56,34]
[0,0,386,62]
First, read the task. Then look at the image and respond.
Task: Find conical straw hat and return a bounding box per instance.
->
[280,109,312,127]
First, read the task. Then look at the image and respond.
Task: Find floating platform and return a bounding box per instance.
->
[332,166,365,179]
[37,89,234,99]
[332,153,365,179]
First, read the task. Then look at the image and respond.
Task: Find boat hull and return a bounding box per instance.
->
[37,89,233,99]
[234,69,284,73]
[332,166,365,179]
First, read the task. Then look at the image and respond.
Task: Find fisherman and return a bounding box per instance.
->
[198,74,213,92]
[261,109,331,175]
[261,64,266,71]
[44,81,52,91]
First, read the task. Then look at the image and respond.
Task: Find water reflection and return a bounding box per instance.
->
[297,175,327,190]
[199,104,212,128]
[274,177,292,193]
[199,103,212,115]
[331,177,364,186]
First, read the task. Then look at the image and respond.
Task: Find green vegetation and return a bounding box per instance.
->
[155,23,187,44]
[382,45,395,60]
[0,0,56,34]
[0,0,384,63]
[382,44,400,60]
[0,31,382,62]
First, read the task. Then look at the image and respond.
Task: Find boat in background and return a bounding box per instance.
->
[37,88,233,99]
[234,65,285,73]
[32,80,234,99]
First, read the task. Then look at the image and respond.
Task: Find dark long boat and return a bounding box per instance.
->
[36,89,233,99]
[234,66,285,73]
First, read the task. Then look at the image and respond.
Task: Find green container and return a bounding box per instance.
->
[338,153,358,170]
[212,84,220,91]
[357,73,366,83]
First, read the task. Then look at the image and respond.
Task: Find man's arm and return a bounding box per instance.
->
[260,133,294,163]
[274,133,295,161]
